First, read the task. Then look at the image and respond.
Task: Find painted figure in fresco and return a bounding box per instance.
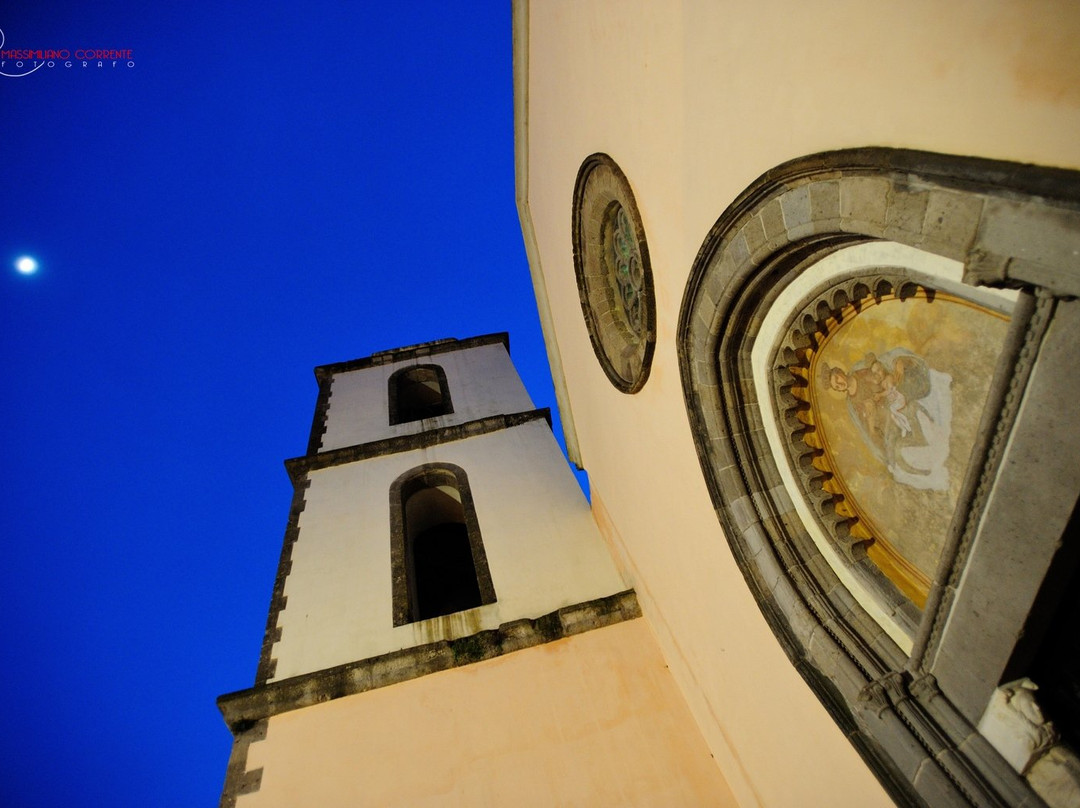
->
[824,349,952,491]
[870,358,912,436]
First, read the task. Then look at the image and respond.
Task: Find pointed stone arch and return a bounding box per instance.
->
[678,148,1080,806]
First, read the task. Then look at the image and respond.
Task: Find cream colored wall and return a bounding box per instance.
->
[520,1,1080,806]
[239,619,737,808]
[270,419,626,681]
[319,342,536,452]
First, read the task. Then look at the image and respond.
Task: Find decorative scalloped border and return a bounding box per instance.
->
[774,274,938,608]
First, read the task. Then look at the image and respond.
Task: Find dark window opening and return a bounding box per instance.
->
[389,365,453,425]
[1023,499,1080,750]
[412,522,483,620]
[390,463,496,626]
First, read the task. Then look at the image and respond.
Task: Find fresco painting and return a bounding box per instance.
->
[809,291,1009,607]
[824,348,952,492]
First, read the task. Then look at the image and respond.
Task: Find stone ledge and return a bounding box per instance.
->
[218,590,641,733]
[313,332,510,378]
[284,409,553,481]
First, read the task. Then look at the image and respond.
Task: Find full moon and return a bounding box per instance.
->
[15,256,38,275]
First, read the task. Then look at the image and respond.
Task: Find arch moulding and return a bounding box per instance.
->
[678,147,1080,807]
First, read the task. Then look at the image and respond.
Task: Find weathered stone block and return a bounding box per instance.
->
[715,249,739,287]
[713,458,744,499]
[839,176,889,228]
[728,229,751,268]
[921,189,984,259]
[741,216,767,261]
[912,758,962,806]
[806,621,846,673]
[694,304,715,340]
[884,183,931,241]
[780,185,812,233]
[810,179,841,224]
[784,221,818,242]
[976,197,1080,271]
[767,482,795,515]
[750,531,784,590]
[759,198,787,246]
[729,493,758,533]
[702,261,730,311]
[760,469,789,505]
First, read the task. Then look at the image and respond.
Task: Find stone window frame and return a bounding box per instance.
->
[389,462,496,627]
[677,148,1080,807]
[387,363,454,426]
[572,153,657,394]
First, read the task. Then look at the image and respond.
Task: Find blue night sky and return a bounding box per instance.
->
[2,3,568,805]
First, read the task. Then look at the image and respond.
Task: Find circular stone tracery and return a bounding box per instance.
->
[573,153,655,393]
[605,203,645,337]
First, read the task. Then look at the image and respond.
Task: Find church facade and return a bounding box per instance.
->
[219,2,1080,805]
[513,1,1079,806]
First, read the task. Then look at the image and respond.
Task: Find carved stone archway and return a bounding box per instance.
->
[679,148,1080,807]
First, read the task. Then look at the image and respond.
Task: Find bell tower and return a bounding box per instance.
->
[217,333,734,807]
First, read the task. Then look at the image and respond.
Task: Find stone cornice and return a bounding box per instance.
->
[285,408,552,481]
[218,590,641,733]
[313,332,510,380]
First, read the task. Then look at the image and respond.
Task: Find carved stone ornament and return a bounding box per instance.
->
[978,679,1080,808]
[979,678,1059,774]
[572,153,656,393]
